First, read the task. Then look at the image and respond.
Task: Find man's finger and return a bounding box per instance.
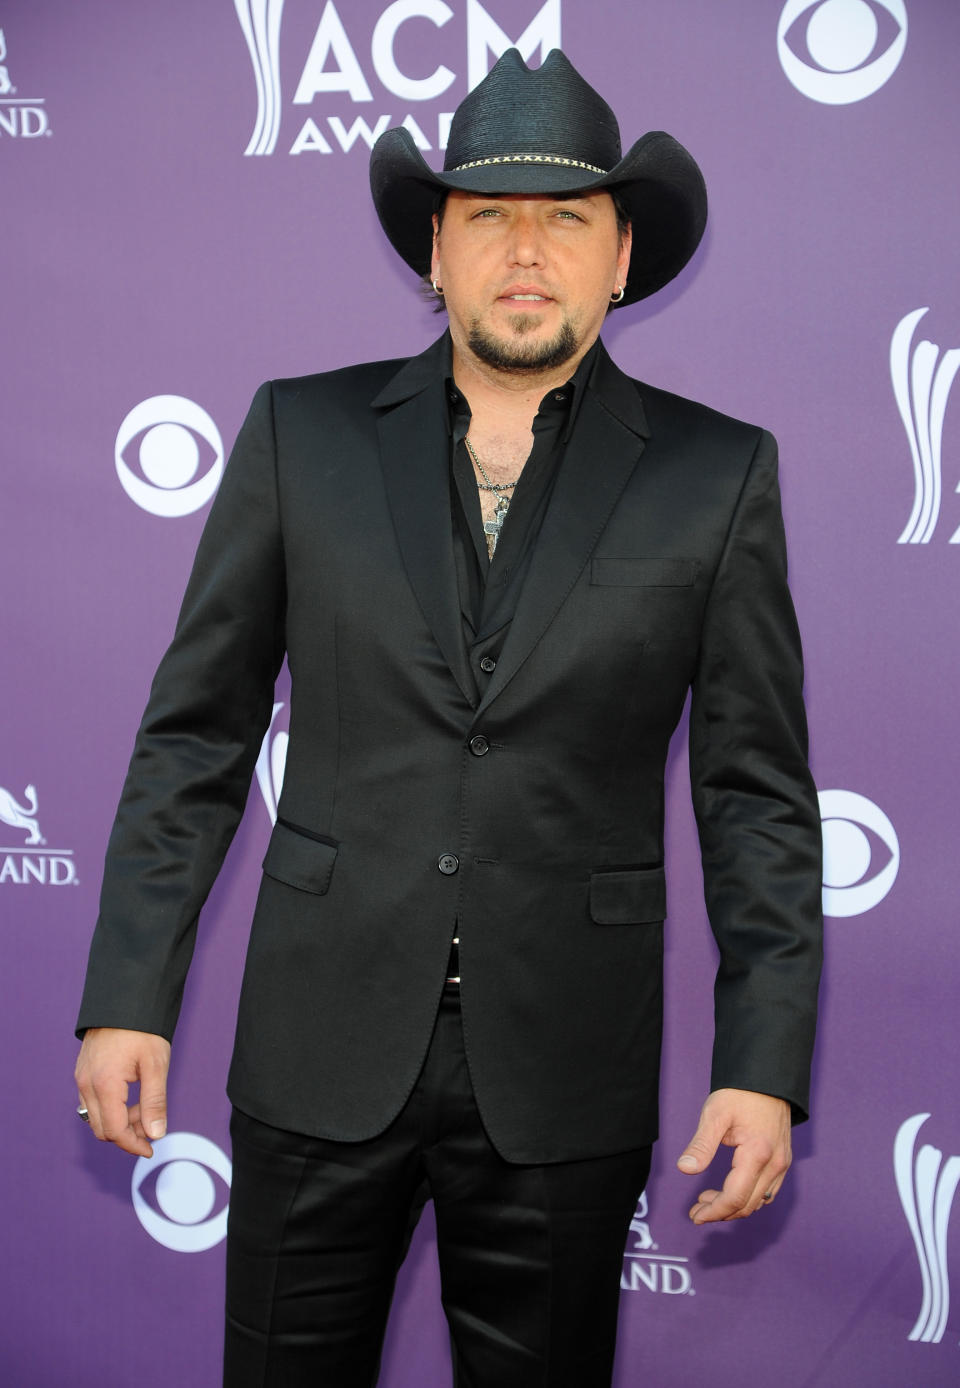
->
[690,1149,789,1223]
[677,1111,725,1174]
[138,1054,168,1142]
[758,1177,782,1208]
[95,1076,154,1157]
[89,1075,130,1146]
[77,1088,103,1141]
[690,1163,758,1223]
[128,1102,146,1137]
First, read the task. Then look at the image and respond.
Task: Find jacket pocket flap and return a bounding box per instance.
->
[591,557,699,587]
[590,867,666,924]
[262,822,338,895]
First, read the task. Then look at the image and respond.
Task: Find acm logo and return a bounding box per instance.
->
[895,1115,960,1346]
[234,0,561,157]
[892,309,960,546]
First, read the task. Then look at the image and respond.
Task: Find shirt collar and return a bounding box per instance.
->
[443,334,603,440]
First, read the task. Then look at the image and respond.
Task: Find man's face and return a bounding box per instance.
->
[431,190,632,378]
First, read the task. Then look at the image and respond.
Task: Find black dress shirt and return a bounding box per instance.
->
[444,338,601,697]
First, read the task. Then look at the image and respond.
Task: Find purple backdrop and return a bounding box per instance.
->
[4,1,959,1383]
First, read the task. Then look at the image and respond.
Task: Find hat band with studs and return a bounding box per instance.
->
[449,152,609,174]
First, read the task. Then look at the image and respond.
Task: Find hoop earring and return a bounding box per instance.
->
[432,280,444,295]
[610,285,625,304]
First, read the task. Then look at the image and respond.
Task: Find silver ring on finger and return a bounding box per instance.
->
[77,1104,91,1122]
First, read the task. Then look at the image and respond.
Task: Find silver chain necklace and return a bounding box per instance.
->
[464,436,521,559]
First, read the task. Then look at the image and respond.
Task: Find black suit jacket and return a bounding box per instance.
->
[78,334,823,1163]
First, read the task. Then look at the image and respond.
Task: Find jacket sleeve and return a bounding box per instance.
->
[688,428,823,1121]
[77,383,286,1040]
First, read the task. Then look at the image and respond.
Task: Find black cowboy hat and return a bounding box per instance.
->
[369,48,707,307]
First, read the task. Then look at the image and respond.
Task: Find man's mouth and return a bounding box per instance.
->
[500,290,552,305]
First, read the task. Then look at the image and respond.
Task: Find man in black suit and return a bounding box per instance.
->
[76,49,822,1387]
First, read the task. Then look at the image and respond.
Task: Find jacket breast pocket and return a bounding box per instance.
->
[589,866,666,925]
[262,819,339,895]
[590,557,699,587]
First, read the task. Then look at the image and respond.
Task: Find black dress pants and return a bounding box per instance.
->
[224,988,652,1387]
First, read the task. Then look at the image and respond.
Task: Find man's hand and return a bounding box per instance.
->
[75,1028,171,1158]
[676,1088,791,1224]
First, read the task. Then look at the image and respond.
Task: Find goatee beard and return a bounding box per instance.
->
[466,316,580,375]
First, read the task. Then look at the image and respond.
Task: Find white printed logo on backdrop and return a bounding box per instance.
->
[0,28,11,95]
[234,0,561,157]
[115,395,224,518]
[777,0,907,104]
[0,782,78,886]
[895,1114,960,1345]
[132,1132,232,1252]
[818,789,899,917]
[620,1191,693,1295]
[256,702,289,825]
[0,27,52,139]
[892,309,960,545]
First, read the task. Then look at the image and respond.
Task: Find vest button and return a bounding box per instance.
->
[438,854,459,875]
[469,735,490,756]
[479,656,496,673]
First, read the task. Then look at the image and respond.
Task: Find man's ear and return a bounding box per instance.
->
[430,213,441,282]
[617,221,633,288]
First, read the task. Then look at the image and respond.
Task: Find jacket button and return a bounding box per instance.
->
[479,656,496,674]
[438,854,459,875]
[469,734,490,756]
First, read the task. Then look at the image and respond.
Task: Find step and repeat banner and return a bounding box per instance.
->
[4,2,958,1384]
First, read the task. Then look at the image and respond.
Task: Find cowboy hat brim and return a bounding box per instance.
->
[370,127,707,306]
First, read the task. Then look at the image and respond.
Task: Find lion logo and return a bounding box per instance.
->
[628,1192,654,1251]
[0,784,45,845]
[0,30,13,97]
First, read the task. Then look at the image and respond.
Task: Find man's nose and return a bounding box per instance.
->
[506,213,546,266]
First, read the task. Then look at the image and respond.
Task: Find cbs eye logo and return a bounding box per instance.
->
[256,701,289,826]
[131,1132,231,1252]
[777,0,907,104]
[818,788,900,917]
[115,395,224,517]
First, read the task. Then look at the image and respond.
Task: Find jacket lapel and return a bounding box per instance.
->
[476,344,650,716]
[373,338,476,705]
